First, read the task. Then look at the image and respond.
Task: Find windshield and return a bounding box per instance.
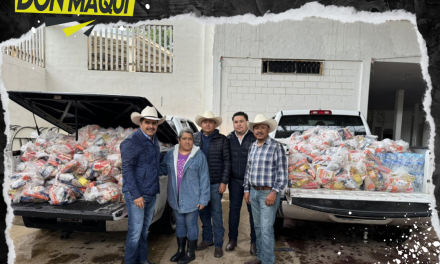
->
[275,114,366,138]
[166,120,177,133]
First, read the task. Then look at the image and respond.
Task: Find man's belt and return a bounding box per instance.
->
[252,186,272,191]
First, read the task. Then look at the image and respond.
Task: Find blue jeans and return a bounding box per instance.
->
[174,209,200,240]
[124,192,157,264]
[199,183,225,247]
[228,177,256,243]
[250,188,281,264]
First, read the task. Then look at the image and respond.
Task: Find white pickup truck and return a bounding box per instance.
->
[7,91,177,236]
[270,110,432,235]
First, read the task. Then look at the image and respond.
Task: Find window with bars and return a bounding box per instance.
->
[262,60,323,74]
[88,25,173,73]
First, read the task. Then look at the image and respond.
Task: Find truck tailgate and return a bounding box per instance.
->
[289,189,431,203]
[12,201,126,221]
[284,189,431,219]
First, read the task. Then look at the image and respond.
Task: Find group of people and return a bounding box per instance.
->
[121,106,288,264]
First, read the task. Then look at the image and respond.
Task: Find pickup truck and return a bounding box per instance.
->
[270,110,432,237]
[166,116,199,134]
[6,91,177,236]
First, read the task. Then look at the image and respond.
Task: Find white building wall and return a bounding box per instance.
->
[220,58,361,132]
[1,55,53,128]
[212,18,421,133]
[44,18,208,122]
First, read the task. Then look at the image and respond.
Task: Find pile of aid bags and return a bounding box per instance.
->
[8,125,172,205]
[285,127,425,193]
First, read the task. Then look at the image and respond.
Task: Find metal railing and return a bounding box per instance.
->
[88,25,173,73]
[2,27,45,68]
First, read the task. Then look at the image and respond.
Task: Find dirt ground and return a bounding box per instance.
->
[8,192,297,264]
[8,192,440,264]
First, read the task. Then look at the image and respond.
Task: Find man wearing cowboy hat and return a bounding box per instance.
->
[243,114,288,264]
[121,106,166,264]
[193,111,231,258]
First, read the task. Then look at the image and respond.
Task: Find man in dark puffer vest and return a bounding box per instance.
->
[193,111,230,258]
[225,112,257,256]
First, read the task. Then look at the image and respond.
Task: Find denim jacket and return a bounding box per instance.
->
[160,145,210,213]
[121,129,160,199]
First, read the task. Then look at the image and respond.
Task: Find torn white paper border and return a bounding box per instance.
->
[0,2,437,264]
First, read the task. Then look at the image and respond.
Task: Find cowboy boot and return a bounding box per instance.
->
[178,239,197,264]
[170,237,187,262]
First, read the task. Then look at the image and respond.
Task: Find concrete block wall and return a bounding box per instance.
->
[220,58,361,132]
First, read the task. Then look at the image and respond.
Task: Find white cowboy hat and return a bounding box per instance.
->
[131,106,166,125]
[195,111,222,127]
[248,114,278,133]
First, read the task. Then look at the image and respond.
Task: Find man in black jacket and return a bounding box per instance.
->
[193,111,230,258]
[225,112,257,256]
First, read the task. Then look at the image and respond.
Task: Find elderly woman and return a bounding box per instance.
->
[160,128,210,264]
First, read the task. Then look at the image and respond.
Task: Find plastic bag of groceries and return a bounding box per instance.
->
[20,142,38,162]
[114,174,123,188]
[48,182,76,205]
[84,182,121,204]
[96,174,116,184]
[288,156,316,180]
[107,154,122,167]
[290,174,319,189]
[73,155,89,174]
[84,146,108,162]
[39,163,60,180]
[9,188,24,203]
[345,161,367,187]
[326,148,349,171]
[316,167,336,186]
[323,173,358,191]
[363,168,387,191]
[357,135,377,150]
[9,171,44,190]
[57,173,87,188]
[384,170,415,193]
[21,185,50,202]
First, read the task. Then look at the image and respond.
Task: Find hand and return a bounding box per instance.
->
[265,191,277,206]
[134,197,145,209]
[197,204,205,210]
[219,183,227,194]
[244,192,250,204]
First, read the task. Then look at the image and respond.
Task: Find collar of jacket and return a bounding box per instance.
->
[202,129,219,139]
[172,144,200,183]
[229,130,252,140]
[134,128,158,146]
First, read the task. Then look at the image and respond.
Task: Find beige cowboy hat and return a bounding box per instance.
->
[131,106,166,125]
[195,111,222,127]
[248,114,278,133]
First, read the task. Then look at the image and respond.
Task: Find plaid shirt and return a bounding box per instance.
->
[243,137,288,192]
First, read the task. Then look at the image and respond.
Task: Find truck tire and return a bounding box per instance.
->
[160,202,175,235]
[274,217,284,236]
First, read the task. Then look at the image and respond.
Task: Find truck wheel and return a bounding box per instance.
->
[60,231,75,240]
[374,225,411,244]
[160,203,175,235]
[274,217,284,236]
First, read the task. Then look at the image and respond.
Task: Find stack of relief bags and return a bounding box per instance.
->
[285,127,423,193]
[8,125,165,205]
